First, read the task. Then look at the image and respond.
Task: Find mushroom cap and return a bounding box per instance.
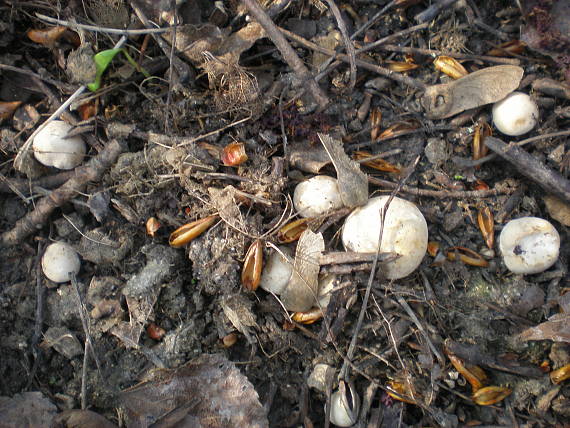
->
[41,242,81,283]
[499,217,560,274]
[293,175,343,218]
[492,92,538,136]
[33,120,86,169]
[342,196,428,279]
[259,246,293,295]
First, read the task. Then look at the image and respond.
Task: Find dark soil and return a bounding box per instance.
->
[0,0,569,427]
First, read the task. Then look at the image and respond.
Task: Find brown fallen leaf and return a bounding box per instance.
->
[318,133,368,209]
[52,409,117,428]
[0,391,58,428]
[281,229,324,312]
[518,314,570,343]
[421,65,524,119]
[288,141,332,174]
[120,354,268,428]
[543,195,570,226]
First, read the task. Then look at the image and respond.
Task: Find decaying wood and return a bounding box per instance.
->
[1,140,123,246]
[485,136,570,204]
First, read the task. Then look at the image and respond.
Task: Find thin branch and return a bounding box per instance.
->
[324,0,357,89]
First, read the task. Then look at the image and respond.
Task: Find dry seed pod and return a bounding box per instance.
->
[221,142,248,166]
[472,386,511,406]
[370,108,382,142]
[433,56,468,79]
[487,40,526,57]
[147,323,166,340]
[291,307,323,324]
[386,380,418,405]
[378,121,418,140]
[550,363,570,384]
[169,215,218,248]
[477,206,495,249]
[354,151,401,173]
[27,26,68,46]
[446,246,489,267]
[277,218,311,243]
[446,352,488,392]
[386,61,419,72]
[242,240,263,291]
[472,122,491,161]
[146,217,161,237]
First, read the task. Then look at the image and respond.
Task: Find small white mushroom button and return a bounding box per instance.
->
[499,217,560,274]
[329,380,360,427]
[342,196,428,279]
[33,120,86,170]
[293,175,344,218]
[41,242,81,283]
[492,92,538,136]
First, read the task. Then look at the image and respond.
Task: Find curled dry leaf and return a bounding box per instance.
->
[477,206,495,249]
[385,60,420,72]
[120,354,269,428]
[472,386,512,406]
[242,239,263,291]
[446,246,489,267]
[472,122,491,162]
[378,121,419,140]
[278,218,312,243]
[169,215,218,248]
[487,40,526,57]
[433,56,468,79]
[281,229,325,312]
[386,380,420,405]
[550,363,570,384]
[318,133,368,209]
[292,307,323,324]
[353,151,401,173]
[370,107,382,142]
[288,141,332,174]
[445,350,488,392]
[422,65,524,119]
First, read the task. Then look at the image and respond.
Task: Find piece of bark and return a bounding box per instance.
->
[422,65,523,119]
[318,133,368,208]
[485,137,570,204]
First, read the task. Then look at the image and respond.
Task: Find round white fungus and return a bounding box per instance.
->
[41,242,81,283]
[259,246,293,295]
[33,120,86,169]
[499,217,560,274]
[492,92,538,136]
[329,382,360,427]
[293,175,343,218]
[342,196,428,279]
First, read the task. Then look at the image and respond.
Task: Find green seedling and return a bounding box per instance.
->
[87,48,150,92]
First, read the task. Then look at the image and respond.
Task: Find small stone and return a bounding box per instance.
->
[307,363,334,393]
[424,138,449,165]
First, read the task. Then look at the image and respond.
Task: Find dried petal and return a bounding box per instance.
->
[370,108,382,142]
[353,151,401,173]
[446,246,489,267]
[386,61,419,72]
[434,56,468,79]
[169,215,218,248]
[386,380,418,405]
[242,239,263,291]
[27,26,68,46]
[292,307,323,324]
[427,241,441,257]
[477,206,495,249]
[278,218,312,243]
[221,142,248,166]
[472,386,511,406]
[145,217,161,237]
[0,101,22,121]
[550,363,570,384]
[472,122,491,161]
[446,352,488,392]
[378,121,419,140]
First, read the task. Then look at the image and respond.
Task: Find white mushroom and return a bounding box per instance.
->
[41,242,81,283]
[492,92,538,136]
[499,217,560,274]
[342,196,428,279]
[293,175,344,218]
[259,246,293,295]
[33,120,86,169]
[329,381,360,427]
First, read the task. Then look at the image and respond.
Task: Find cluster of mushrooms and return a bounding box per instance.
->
[34,83,561,426]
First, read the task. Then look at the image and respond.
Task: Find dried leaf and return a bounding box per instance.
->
[446,351,488,392]
[422,65,524,119]
[120,354,269,428]
[281,230,325,312]
[386,380,419,405]
[386,61,420,72]
[353,151,401,173]
[221,294,258,344]
[242,239,263,291]
[378,121,419,140]
[52,409,117,428]
[370,108,382,142]
[477,206,494,249]
[446,246,489,267]
[288,141,332,173]
[518,314,570,343]
[292,307,323,324]
[27,26,67,46]
[278,218,312,243]
[318,133,368,208]
[169,215,218,248]
[486,40,526,57]
[550,363,570,384]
